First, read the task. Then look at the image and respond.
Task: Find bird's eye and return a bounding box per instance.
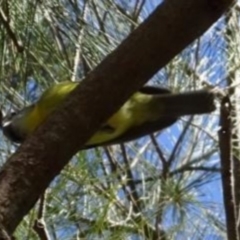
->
[10,111,17,117]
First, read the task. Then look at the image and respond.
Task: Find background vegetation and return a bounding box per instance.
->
[0,0,237,239]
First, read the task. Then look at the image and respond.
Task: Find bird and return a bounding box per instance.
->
[1,82,215,148]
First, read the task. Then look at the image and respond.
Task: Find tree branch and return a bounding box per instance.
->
[219,96,237,240]
[0,0,233,236]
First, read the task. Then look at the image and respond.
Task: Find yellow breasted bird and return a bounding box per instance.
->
[1,82,215,148]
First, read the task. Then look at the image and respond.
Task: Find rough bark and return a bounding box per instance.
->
[0,0,234,237]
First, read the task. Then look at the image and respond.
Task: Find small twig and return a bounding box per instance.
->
[120,144,141,213]
[134,0,146,19]
[150,134,167,166]
[92,1,111,44]
[33,193,50,240]
[169,166,221,176]
[168,117,193,167]
[33,220,49,240]
[131,0,146,31]
[0,9,24,53]
[71,0,89,82]
[149,134,172,239]
[81,54,92,75]
[104,147,132,204]
[132,166,221,185]
[0,226,12,240]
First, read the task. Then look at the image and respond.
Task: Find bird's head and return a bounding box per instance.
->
[1,106,34,143]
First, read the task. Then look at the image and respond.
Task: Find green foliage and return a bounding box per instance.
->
[0,0,230,239]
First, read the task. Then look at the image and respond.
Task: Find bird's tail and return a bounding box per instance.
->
[86,89,216,148]
[159,90,216,116]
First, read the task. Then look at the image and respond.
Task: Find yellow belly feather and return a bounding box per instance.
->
[21,82,162,146]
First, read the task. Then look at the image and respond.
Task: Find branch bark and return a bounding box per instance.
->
[0,0,234,237]
[219,96,237,240]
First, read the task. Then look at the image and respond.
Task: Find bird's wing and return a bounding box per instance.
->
[84,86,176,149]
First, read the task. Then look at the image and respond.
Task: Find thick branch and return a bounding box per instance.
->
[0,0,233,236]
[219,96,237,240]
